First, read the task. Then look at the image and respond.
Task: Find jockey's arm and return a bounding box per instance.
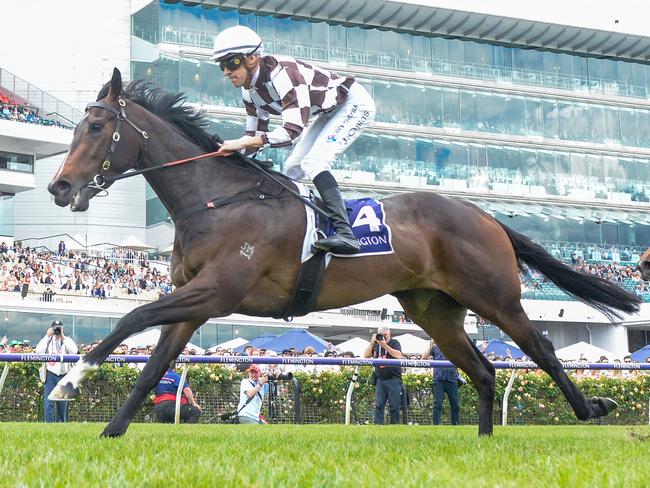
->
[219,135,264,153]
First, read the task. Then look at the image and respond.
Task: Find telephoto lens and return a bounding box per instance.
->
[267,372,294,382]
[375,333,384,341]
[53,327,62,336]
[219,411,237,421]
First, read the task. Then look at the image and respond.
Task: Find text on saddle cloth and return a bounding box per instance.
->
[322,198,394,258]
[295,182,394,262]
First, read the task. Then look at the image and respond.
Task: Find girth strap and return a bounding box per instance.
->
[280,250,328,321]
[280,199,332,320]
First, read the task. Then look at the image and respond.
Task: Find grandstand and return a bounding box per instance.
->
[1,0,650,356]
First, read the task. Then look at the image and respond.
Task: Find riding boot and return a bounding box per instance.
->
[312,172,360,255]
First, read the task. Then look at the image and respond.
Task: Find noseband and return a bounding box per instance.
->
[85,97,149,190]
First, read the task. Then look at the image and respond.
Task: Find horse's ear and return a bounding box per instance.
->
[108,67,123,101]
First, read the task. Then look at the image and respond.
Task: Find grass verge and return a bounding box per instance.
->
[0,423,649,487]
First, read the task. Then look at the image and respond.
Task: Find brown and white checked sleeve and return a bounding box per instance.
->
[243,96,269,137]
[259,61,310,147]
[242,55,354,149]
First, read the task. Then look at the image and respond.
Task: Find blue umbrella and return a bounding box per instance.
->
[233,334,277,353]
[257,329,328,354]
[630,344,650,362]
[481,339,525,359]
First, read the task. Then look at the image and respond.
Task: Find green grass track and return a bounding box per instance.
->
[0,423,649,487]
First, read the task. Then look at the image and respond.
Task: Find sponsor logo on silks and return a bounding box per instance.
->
[340,109,371,145]
[327,105,359,144]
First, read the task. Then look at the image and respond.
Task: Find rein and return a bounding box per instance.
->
[84,98,330,220]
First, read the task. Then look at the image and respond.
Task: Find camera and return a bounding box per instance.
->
[53,327,62,336]
[265,372,293,382]
[375,333,384,342]
[219,411,237,421]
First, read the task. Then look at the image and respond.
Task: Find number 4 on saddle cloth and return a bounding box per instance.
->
[281,183,394,320]
[316,198,393,258]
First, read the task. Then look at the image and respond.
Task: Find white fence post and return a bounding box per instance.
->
[501,369,517,426]
[345,366,360,425]
[175,364,189,425]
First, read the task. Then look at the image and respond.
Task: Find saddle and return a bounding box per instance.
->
[280,193,394,320]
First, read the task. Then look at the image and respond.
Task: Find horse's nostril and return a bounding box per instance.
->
[49,179,72,197]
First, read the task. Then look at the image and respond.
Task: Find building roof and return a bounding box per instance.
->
[180,0,650,63]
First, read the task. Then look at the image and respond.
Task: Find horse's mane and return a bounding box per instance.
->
[97,80,223,153]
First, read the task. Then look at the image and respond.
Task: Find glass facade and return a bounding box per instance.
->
[0,150,34,173]
[494,212,649,248]
[2,309,290,349]
[0,194,13,237]
[1,311,114,347]
[133,57,650,151]
[132,2,650,99]
[132,57,650,204]
[189,117,649,205]
[133,2,650,250]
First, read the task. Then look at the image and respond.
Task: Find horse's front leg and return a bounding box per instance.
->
[101,321,199,438]
[49,271,248,401]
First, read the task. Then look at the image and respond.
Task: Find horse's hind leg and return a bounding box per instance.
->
[101,321,200,438]
[394,289,496,435]
[471,297,614,421]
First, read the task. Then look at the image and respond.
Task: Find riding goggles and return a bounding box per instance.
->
[219,55,245,72]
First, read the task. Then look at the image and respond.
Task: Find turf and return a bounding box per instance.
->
[0,423,648,487]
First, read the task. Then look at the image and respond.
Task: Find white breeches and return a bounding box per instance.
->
[283,82,376,181]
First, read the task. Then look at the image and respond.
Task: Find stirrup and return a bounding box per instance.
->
[312,235,360,255]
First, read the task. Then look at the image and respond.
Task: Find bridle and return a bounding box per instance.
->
[79,96,331,219]
[84,97,149,191]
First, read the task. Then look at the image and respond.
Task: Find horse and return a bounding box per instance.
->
[47,68,640,437]
[638,248,650,280]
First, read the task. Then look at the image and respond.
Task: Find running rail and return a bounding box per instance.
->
[3,354,648,425]
[2,354,649,370]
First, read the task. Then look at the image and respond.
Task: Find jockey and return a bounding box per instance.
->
[211,25,376,255]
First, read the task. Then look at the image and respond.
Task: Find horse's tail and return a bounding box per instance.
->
[496,221,641,321]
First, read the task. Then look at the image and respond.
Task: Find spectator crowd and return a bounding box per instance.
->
[0,94,72,129]
[0,241,174,301]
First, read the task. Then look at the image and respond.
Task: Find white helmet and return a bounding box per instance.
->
[212,26,263,61]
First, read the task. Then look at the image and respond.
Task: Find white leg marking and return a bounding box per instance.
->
[48,359,98,400]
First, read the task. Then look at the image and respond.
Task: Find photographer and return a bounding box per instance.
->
[363,326,403,424]
[34,320,78,422]
[237,364,269,424]
[153,362,202,423]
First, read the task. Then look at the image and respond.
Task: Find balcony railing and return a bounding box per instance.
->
[150,26,649,101]
[0,67,83,124]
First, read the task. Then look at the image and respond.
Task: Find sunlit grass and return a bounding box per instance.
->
[0,423,648,487]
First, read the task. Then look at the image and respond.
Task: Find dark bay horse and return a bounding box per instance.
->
[638,248,650,280]
[48,68,640,437]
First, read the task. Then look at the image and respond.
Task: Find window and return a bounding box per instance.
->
[0,151,33,173]
[524,97,543,137]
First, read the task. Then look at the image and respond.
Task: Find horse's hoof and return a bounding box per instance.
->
[48,381,79,401]
[100,425,126,438]
[478,424,494,436]
[591,396,618,418]
[100,429,124,438]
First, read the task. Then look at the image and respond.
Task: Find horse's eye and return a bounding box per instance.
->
[90,123,103,132]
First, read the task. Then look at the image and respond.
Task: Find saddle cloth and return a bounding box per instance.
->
[295,182,394,262]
